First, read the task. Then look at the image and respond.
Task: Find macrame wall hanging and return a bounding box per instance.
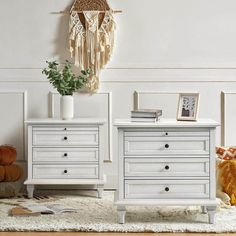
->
[69,0,117,92]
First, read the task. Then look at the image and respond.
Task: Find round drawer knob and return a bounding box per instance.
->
[165,144,169,149]
[64,170,68,174]
[64,153,68,157]
[165,165,170,170]
[64,128,67,131]
[165,132,168,136]
[165,187,169,192]
[64,137,68,140]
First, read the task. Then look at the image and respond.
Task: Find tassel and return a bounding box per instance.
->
[69,7,116,92]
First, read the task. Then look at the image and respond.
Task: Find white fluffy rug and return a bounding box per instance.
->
[0,191,236,232]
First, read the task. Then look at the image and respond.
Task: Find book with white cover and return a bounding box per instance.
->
[131,117,158,122]
[21,203,77,214]
[131,109,162,118]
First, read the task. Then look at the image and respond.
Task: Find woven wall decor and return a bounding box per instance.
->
[69,0,116,92]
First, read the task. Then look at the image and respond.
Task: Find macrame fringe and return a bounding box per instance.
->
[69,6,116,92]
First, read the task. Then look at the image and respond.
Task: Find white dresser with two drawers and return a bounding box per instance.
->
[115,119,219,224]
[24,119,106,198]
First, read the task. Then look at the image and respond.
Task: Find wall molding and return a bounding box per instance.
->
[0,91,27,160]
[48,92,113,163]
[2,68,236,83]
[221,92,225,146]
[134,90,182,110]
[221,91,236,146]
[3,66,236,70]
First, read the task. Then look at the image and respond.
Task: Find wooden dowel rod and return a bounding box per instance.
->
[52,10,122,15]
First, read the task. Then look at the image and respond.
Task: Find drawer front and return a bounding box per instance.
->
[125,130,209,138]
[125,136,209,156]
[33,130,98,146]
[125,180,209,199]
[125,158,209,177]
[33,148,98,163]
[33,126,98,132]
[33,165,99,179]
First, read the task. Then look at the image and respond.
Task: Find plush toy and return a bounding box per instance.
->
[218,160,236,205]
[216,146,236,160]
[215,146,236,205]
[0,145,17,165]
[216,157,231,205]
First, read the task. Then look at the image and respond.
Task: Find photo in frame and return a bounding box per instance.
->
[177,93,200,121]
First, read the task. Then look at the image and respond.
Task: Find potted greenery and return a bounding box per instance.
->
[42,61,90,120]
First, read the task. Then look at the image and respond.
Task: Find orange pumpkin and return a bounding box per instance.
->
[0,165,5,181]
[0,164,22,182]
[0,145,17,165]
[4,164,22,182]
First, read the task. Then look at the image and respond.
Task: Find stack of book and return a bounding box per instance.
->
[131,109,162,122]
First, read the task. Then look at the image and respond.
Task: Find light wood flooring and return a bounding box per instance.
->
[0,233,236,236]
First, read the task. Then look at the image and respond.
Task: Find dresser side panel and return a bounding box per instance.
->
[118,128,125,200]
[209,128,216,200]
[27,125,33,180]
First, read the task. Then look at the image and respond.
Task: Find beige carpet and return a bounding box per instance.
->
[0,191,236,233]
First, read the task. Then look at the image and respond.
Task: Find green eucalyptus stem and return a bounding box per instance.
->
[42,61,90,96]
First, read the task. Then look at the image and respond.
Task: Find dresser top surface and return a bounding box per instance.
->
[25,118,106,125]
[114,118,219,128]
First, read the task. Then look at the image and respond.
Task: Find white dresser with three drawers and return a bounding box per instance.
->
[114,119,219,224]
[24,119,106,198]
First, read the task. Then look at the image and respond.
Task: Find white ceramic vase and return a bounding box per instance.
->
[60,95,74,120]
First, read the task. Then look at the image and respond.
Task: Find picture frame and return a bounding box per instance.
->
[177,93,200,121]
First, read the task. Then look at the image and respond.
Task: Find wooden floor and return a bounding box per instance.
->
[0,233,236,236]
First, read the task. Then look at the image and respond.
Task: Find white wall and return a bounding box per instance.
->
[1,0,236,189]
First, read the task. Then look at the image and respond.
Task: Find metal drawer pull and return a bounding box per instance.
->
[165,132,168,136]
[64,153,68,157]
[165,165,170,170]
[64,170,68,174]
[165,187,169,192]
[64,128,67,131]
[165,144,169,149]
[64,137,68,140]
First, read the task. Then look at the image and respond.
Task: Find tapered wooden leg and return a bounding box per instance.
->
[27,185,34,199]
[207,206,216,224]
[97,184,104,199]
[201,206,207,214]
[117,206,126,224]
